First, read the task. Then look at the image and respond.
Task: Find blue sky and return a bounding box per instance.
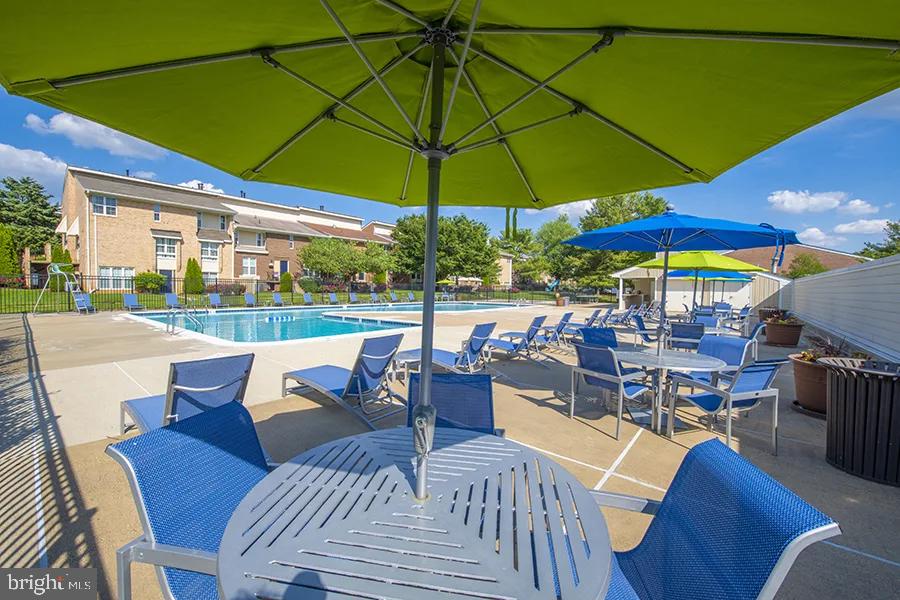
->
[1,86,897,253]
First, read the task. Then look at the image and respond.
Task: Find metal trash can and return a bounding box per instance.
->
[819,358,900,486]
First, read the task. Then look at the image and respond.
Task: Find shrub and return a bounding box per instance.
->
[204,282,245,295]
[298,277,319,293]
[0,225,21,276]
[279,271,293,292]
[373,271,387,285]
[134,271,167,293]
[184,258,204,294]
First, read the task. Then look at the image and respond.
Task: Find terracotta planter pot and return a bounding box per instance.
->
[765,322,803,346]
[790,354,828,414]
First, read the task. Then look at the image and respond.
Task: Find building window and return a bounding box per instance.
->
[302,267,317,278]
[357,272,366,282]
[288,234,294,249]
[196,212,203,229]
[242,257,257,276]
[91,195,117,216]
[219,215,227,231]
[255,232,265,247]
[153,204,160,222]
[155,237,177,259]
[202,272,217,285]
[200,242,219,259]
[98,266,134,290]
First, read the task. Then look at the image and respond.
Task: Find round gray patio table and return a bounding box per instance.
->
[218,427,613,600]
[616,349,727,437]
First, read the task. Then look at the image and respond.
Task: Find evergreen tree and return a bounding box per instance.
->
[0,224,21,276]
[0,177,61,252]
[184,257,204,294]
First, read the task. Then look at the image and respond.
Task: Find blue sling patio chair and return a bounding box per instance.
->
[207,292,224,308]
[244,292,256,307]
[714,301,732,317]
[580,326,619,348]
[370,291,381,303]
[302,292,314,305]
[537,311,573,347]
[571,343,650,438]
[485,315,548,362]
[74,292,97,314]
[693,314,720,329]
[393,322,497,381]
[108,402,273,600]
[564,308,602,336]
[164,293,182,310]
[407,372,500,436]
[389,290,399,302]
[744,321,766,359]
[608,305,636,326]
[671,334,753,387]
[123,293,144,312]
[670,359,790,453]
[282,333,405,429]
[669,322,704,351]
[348,291,359,303]
[631,314,659,346]
[120,353,255,434]
[406,291,415,302]
[596,439,840,600]
[328,292,339,304]
[272,292,287,306]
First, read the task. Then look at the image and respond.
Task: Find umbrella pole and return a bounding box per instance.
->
[657,247,670,355]
[691,271,698,310]
[414,32,450,502]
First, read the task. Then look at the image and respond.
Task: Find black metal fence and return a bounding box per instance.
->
[0,274,574,314]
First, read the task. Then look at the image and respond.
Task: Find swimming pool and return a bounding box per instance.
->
[133,302,518,344]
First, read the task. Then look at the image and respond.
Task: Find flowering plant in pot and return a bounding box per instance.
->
[790,335,864,415]
[764,310,804,346]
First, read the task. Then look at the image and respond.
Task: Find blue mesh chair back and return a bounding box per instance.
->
[272,292,283,305]
[582,308,601,327]
[616,439,833,600]
[737,305,750,319]
[693,314,719,329]
[747,322,766,341]
[349,292,358,303]
[458,322,497,368]
[370,292,380,302]
[123,293,140,308]
[696,335,751,369]
[303,292,313,304]
[670,322,704,350]
[729,360,786,396]
[208,293,221,307]
[524,315,547,343]
[166,354,255,424]
[329,292,338,303]
[406,372,495,434]
[573,343,619,391]
[107,402,268,600]
[555,311,574,334]
[714,302,732,314]
[390,291,399,302]
[407,291,415,301]
[581,326,617,348]
[694,305,714,316]
[346,334,403,396]
[632,315,657,343]
[165,293,180,307]
[244,292,255,306]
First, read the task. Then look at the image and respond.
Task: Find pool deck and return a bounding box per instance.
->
[0,306,898,599]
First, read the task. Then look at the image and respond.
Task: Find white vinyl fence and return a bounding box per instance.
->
[778,254,900,361]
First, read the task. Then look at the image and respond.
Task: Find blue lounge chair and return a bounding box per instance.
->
[537,311,573,347]
[608,305,636,326]
[564,308,602,335]
[120,354,255,434]
[393,322,496,379]
[74,292,97,314]
[407,372,500,436]
[669,322,704,350]
[485,315,547,361]
[632,314,659,346]
[244,292,256,307]
[693,314,720,329]
[581,326,618,347]
[303,292,314,305]
[370,291,381,303]
[272,292,287,307]
[389,291,399,302]
[406,291,415,302]
[164,293,182,309]
[571,343,650,437]
[714,301,732,318]
[694,305,715,316]
[328,292,339,304]
[282,334,404,429]
[123,293,144,312]
[671,359,789,452]
[107,402,271,600]
[348,291,359,303]
[595,439,840,600]
[207,292,224,308]
[745,321,766,359]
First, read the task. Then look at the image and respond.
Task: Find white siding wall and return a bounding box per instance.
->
[779,254,900,361]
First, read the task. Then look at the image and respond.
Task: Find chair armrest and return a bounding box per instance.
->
[589,491,660,515]
[572,366,620,384]
[669,374,725,396]
[122,537,217,575]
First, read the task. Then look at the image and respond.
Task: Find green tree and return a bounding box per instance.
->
[496,229,545,285]
[0,224,21,276]
[362,242,395,279]
[785,252,828,278]
[576,192,668,287]
[391,214,498,282]
[184,257,204,293]
[535,216,579,281]
[49,245,74,290]
[279,271,293,292]
[0,177,61,252]
[134,271,166,293]
[299,238,363,286]
[858,220,899,259]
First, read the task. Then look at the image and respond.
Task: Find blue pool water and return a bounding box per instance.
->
[138,302,516,343]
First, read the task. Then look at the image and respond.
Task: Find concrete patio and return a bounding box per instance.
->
[0,305,897,599]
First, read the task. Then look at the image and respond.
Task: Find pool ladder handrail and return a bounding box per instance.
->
[167,305,205,334]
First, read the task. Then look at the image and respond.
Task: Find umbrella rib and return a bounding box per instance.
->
[448,48,538,202]
[261,53,416,148]
[249,41,425,175]
[400,67,433,201]
[319,0,425,141]
[452,110,579,154]
[372,0,432,29]
[467,46,699,175]
[442,0,464,27]
[439,0,483,142]
[40,32,419,90]
[330,115,421,152]
[448,37,613,149]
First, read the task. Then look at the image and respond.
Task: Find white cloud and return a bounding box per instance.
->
[0,143,67,194]
[24,112,166,159]
[834,219,890,234]
[837,198,879,215]
[797,227,846,248]
[767,190,845,213]
[178,179,224,193]
[133,170,156,179]
[885,202,895,209]
[526,199,594,218]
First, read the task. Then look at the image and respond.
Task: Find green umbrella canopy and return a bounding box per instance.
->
[1,1,898,208]
[636,251,766,272]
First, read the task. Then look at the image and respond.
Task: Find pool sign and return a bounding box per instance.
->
[2,569,96,600]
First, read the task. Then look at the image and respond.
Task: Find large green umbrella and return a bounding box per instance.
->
[4,2,898,499]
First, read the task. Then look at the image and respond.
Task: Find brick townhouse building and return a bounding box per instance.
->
[55,167,393,290]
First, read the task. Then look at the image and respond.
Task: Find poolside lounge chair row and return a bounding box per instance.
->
[112,290,418,312]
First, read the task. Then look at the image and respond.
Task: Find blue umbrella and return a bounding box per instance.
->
[668,270,753,307]
[565,211,797,332]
